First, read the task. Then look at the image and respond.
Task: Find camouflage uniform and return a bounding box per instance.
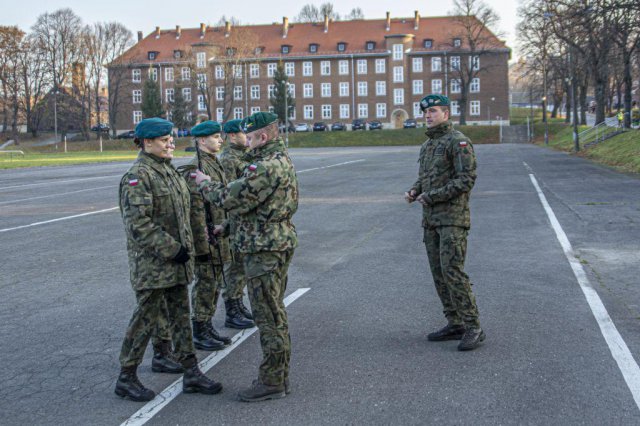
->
[411,121,480,328]
[178,152,231,323]
[118,150,196,367]
[200,137,298,386]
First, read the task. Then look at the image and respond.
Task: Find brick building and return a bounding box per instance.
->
[108,12,510,131]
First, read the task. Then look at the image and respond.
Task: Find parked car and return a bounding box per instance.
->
[351,119,366,130]
[176,128,190,137]
[403,118,418,129]
[295,123,311,132]
[116,130,136,139]
[279,121,296,133]
[313,122,328,131]
[331,122,346,131]
[91,123,110,132]
[368,120,383,130]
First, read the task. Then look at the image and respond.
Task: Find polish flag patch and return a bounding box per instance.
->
[129,179,139,186]
[248,164,258,171]
[459,141,468,147]
[190,172,197,179]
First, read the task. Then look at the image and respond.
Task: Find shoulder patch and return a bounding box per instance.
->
[128,178,139,186]
[248,164,258,171]
[459,141,468,147]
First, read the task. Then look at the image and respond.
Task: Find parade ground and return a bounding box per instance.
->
[1,144,640,425]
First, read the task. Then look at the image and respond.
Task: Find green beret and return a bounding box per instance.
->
[244,112,278,133]
[419,94,450,111]
[191,120,222,137]
[223,119,244,134]
[135,117,173,139]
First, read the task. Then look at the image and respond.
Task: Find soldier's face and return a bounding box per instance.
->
[202,133,222,153]
[229,132,247,147]
[246,130,266,150]
[144,135,175,159]
[425,106,449,128]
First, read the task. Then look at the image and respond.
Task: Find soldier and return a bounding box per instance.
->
[195,112,298,402]
[115,117,222,402]
[404,94,485,351]
[219,118,255,328]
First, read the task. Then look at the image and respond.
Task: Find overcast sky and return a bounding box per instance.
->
[4,0,521,58]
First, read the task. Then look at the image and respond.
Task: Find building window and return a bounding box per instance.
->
[251,85,260,99]
[309,44,318,53]
[337,42,346,52]
[470,55,480,71]
[431,57,442,72]
[431,79,442,94]
[148,68,157,81]
[268,84,275,99]
[181,67,190,81]
[393,66,404,83]
[288,83,296,98]
[357,81,368,96]
[198,95,206,111]
[132,90,142,104]
[281,45,290,54]
[234,107,243,119]
[216,108,224,121]
[453,38,461,48]
[215,66,224,79]
[321,83,331,97]
[267,63,277,77]
[392,44,404,60]
[413,102,423,118]
[284,62,295,77]
[133,111,142,124]
[393,88,404,105]
[321,61,331,75]
[165,88,174,103]
[304,105,313,119]
[196,52,206,68]
[376,81,386,96]
[339,60,349,75]
[358,103,368,118]
[357,59,367,75]
[423,39,433,48]
[412,58,423,72]
[182,88,191,102]
[186,112,192,122]
[232,65,242,79]
[451,101,460,116]
[233,86,242,100]
[412,80,423,95]
[288,107,296,120]
[451,56,461,71]
[339,82,349,97]
[254,47,263,55]
[470,78,480,93]
[340,104,350,119]
[470,100,480,116]
[303,83,313,98]
[216,87,224,101]
[451,79,461,93]
[303,61,313,76]
[376,103,386,118]
[268,106,275,113]
[322,104,332,119]
[375,59,385,74]
[366,41,376,50]
[148,52,157,60]
[164,68,174,82]
[132,69,141,82]
[250,106,261,114]
[250,64,259,78]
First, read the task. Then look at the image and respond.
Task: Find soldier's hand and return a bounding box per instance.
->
[417,192,433,206]
[194,170,211,185]
[173,246,190,264]
[404,189,417,203]
[212,225,224,236]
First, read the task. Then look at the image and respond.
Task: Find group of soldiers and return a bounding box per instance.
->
[116,111,298,403]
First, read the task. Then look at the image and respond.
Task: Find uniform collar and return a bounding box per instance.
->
[139,150,173,174]
[425,121,453,139]
[251,138,284,158]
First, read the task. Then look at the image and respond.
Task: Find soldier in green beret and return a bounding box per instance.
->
[195,112,298,401]
[404,95,485,351]
[115,118,222,402]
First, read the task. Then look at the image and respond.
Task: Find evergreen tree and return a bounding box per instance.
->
[270,63,295,125]
[141,78,163,118]
[170,87,191,129]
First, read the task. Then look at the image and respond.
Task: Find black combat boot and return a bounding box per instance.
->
[237,379,286,402]
[152,340,183,373]
[192,321,225,351]
[236,298,254,320]
[284,377,290,395]
[182,356,223,395]
[458,327,486,351]
[205,321,232,345]
[427,323,466,341]
[114,366,156,402]
[224,300,255,329]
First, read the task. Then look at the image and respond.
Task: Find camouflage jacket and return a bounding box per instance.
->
[177,152,232,265]
[119,151,194,290]
[199,138,298,253]
[219,143,249,181]
[411,121,477,229]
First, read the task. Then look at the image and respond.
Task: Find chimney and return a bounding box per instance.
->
[155,26,161,39]
[414,11,420,30]
[324,14,329,33]
[386,12,391,31]
[137,31,143,42]
[200,23,206,38]
[282,17,289,38]
[225,21,231,37]
[176,25,181,39]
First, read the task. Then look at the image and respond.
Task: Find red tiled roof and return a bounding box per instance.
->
[116,16,508,65]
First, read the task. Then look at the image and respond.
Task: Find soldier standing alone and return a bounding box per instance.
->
[404,95,485,351]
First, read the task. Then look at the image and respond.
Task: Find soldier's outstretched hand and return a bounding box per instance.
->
[404,189,417,203]
[194,170,211,185]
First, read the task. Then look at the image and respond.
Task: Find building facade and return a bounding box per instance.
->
[109,12,510,131]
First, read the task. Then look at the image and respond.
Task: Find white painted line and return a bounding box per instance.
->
[0,206,119,233]
[297,159,365,174]
[0,185,114,206]
[121,287,311,426]
[0,174,122,191]
[528,169,640,410]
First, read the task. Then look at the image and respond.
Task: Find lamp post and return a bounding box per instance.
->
[489,97,495,125]
[53,88,59,143]
[284,82,290,148]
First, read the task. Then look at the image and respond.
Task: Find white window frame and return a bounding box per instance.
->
[182,88,191,102]
[232,64,242,79]
[284,62,295,77]
[303,83,313,98]
[250,63,260,78]
[133,111,142,124]
[250,85,260,100]
[148,68,157,81]
[165,88,174,103]
[412,80,423,95]
[320,61,331,76]
[376,103,386,118]
[470,55,480,71]
[339,82,349,97]
[216,108,224,121]
[393,88,404,105]
[321,104,332,119]
[392,44,404,60]
[340,104,350,119]
[132,90,142,104]
[303,61,313,76]
[451,101,460,116]
[164,68,174,82]
[233,107,243,119]
[376,81,386,96]
[198,95,206,111]
[357,59,367,75]
[413,102,423,118]
[451,79,461,94]
[358,103,368,118]
[268,84,275,99]
[451,56,461,71]
[431,79,443,94]
[288,83,295,98]
[357,81,368,96]
[181,67,190,81]
[375,59,385,74]
[470,78,480,93]
[393,66,404,83]
[303,105,313,119]
[470,100,480,116]
[196,52,206,68]
[132,69,141,82]
[267,63,277,77]
[431,57,442,72]
[412,58,423,73]
[216,86,224,101]
[250,106,261,114]
[215,66,224,79]
[197,73,207,86]
[321,83,331,98]
[339,60,349,75]
[233,86,242,100]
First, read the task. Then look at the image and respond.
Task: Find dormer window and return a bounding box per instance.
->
[453,38,461,47]
[148,51,158,60]
[423,39,433,48]
[309,43,318,53]
[255,46,264,55]
[173,50,182,59]
[337,42,346,52]
[226,47,236,56]
[366,41,376,51]
[281,45,291,54]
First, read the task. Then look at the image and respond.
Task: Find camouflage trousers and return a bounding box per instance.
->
[244,249,293,386]
[119,285,195,367]
[222,252,247,301]
[190,261,224,322]
[424,226,480,328]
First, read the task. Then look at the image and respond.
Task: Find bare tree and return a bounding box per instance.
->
[18,34,50,137]
[346,8,365,20]
[296,3,340,23]
[0,26,25,138]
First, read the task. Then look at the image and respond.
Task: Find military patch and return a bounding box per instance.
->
[190,172,197,179]
[248,164,258,171]
[459,141,468,147]
[129,178,139,186]
[434,146,445,156]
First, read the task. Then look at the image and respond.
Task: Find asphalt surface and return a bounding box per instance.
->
[1,143,639,425]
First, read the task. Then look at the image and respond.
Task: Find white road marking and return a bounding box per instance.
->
[0,207,119,233]
[527,167,640,411]
[297,159,365,173]
[0,185,114,206]
[0,174,122,191]
[121,287,311,426]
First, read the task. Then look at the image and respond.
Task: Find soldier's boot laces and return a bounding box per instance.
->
[458,327,486,351]
[237,379,286,402]
[236,299,254,320]
[192,321,226,351]
[152,341,184,373]
[205,321,232,345]
[182,356,223,395]
[224,300,255,329]
[114,366,156,402]
[427,323,466,341]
